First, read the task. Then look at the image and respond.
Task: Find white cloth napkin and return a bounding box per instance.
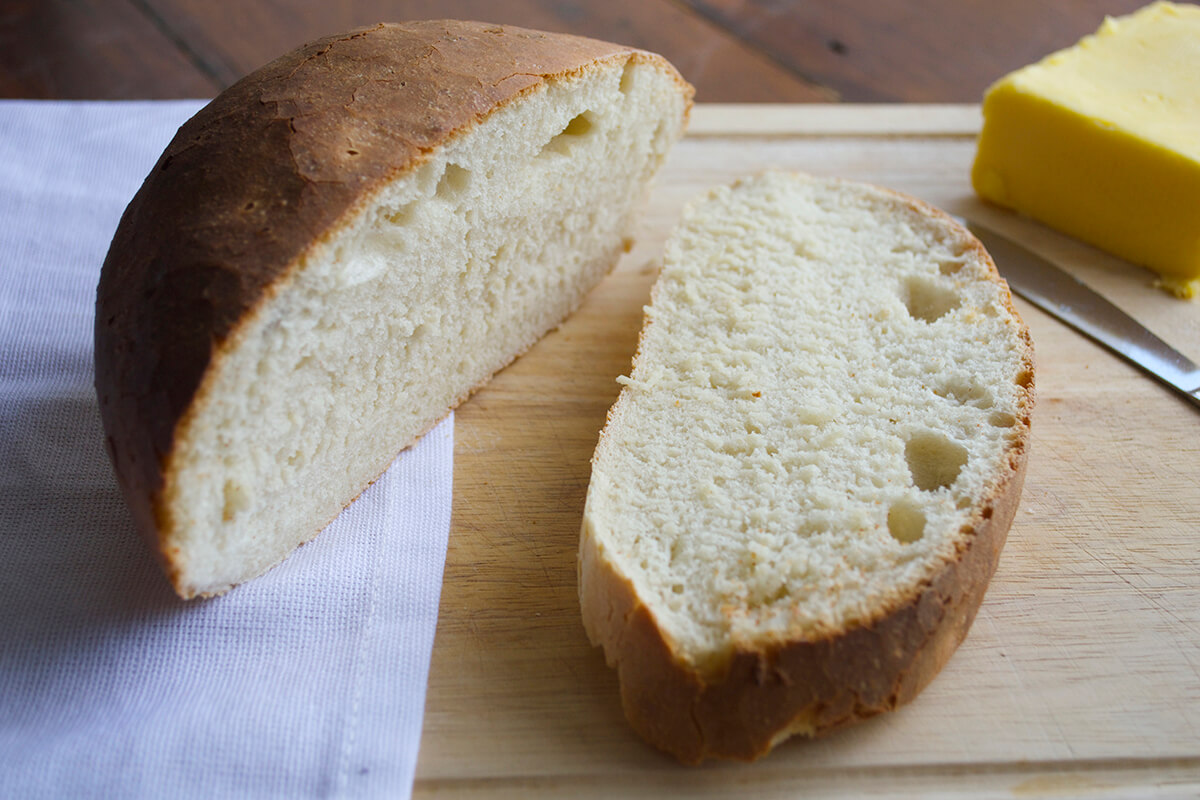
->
[0,101,453,799]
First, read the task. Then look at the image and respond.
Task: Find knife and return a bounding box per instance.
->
[958,218,1200,411]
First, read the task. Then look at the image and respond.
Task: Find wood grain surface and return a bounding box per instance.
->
[5,1,1186,102]
[681,0,1154,101]
[415,105,1200,798]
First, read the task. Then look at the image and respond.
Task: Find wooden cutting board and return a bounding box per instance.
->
[413,105,1200,798]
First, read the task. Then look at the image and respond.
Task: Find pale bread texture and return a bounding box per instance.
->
[579,172,1034,763]
[167,54,686,596]
[95,22,692,598]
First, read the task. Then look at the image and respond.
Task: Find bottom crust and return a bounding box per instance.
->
[578,438,1029,764]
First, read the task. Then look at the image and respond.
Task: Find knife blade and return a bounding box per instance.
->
[958,218,1200,411]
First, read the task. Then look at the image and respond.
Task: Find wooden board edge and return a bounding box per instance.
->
[688,103,982,138]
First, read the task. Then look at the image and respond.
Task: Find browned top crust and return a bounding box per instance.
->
[94,21,674,541]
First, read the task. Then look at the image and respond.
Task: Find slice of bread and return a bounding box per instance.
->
[579,172,1034,763]
[94,21,692,599]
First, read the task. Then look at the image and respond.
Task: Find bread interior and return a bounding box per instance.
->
[164,56,686,596]
[584,174,1031,675]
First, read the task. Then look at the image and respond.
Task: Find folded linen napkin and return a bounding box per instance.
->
[0,101,453,799]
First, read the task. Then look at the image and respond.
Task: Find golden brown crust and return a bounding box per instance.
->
[93,20,690,580]
[579,179,1035,763]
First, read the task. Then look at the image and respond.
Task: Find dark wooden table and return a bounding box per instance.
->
[2,1,1161,102]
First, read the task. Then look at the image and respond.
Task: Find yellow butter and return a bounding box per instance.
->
[972,1,1200,297]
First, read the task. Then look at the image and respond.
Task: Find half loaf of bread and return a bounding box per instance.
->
[94,21,692,598]
[579,172,1034,763]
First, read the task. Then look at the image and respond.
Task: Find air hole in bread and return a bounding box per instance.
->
[902,275,960,323]
[669,537,683,566]
[221,479,249,523]
[939,257,966,275]
[414,159,441,195]
[720,438,751,457]
[887,501,926,543]
[757,582,790,607]
[541,111,597,156]
[383,202,416,227]
[619,58,637,95]
[934,376,993,408]
[988,411,1016,428]
[435,163,471,200]
[793,238,817,258]
[905,430,968,491]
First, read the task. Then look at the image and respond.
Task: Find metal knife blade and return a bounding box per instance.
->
[958,218,1200,411]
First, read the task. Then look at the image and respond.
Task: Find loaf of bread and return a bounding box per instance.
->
[579,172,1034,763]
[94,21,692,598]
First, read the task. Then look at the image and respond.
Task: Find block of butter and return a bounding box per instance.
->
[972,1,1200,297]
